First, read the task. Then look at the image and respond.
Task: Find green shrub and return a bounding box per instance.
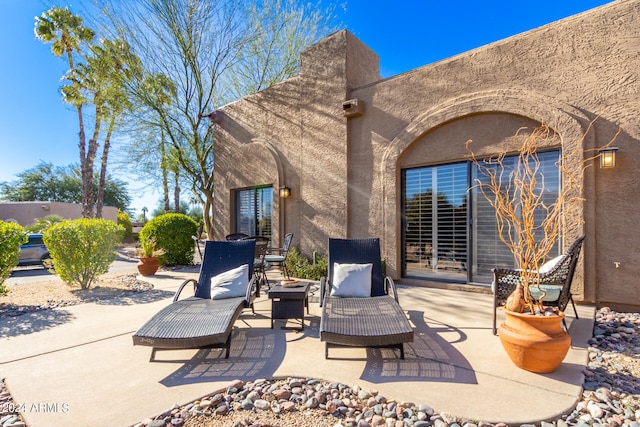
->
[117,210,133,240]
[0,221,26,295]
[139,213,197,266]
[24,215,64,233]
[43,218,124,289]
[285,246,328,281]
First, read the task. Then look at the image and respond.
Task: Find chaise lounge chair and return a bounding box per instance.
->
[132,239,256,361]
[492,235,585,335]
[319,238,414,359]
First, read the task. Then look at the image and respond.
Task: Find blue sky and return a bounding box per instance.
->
[0,0,613,216]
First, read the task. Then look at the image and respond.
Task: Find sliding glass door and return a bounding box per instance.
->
[403,163,469,281]
[402,150,560,286]
[470,150,561,284]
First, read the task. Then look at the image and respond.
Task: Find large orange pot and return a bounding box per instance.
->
[498,309,571,373]
[137,257,160,276]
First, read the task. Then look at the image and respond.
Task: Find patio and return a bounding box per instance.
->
[0,267,594,427]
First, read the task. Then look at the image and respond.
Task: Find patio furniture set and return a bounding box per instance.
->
[132,235,583,362]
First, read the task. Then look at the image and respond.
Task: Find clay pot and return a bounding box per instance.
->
[498,309,571,373]
[137,257,160,276]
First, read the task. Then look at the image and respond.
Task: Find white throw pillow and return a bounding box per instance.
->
[210,264,249,300]
[330,262,372,297]
[539,255,564,274]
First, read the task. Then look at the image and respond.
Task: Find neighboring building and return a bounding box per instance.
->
[212,1,640,307]
[0,201,118,226]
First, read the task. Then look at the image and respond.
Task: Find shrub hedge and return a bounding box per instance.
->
[139,213,197,266]
[117,210,133,241]
[0,221,26,295]
[285,246,328,281]
[43,218,124,289]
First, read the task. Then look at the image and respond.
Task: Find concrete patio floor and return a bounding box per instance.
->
[0,268,595,427]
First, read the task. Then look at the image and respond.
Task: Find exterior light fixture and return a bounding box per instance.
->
[598,147,619,168]
[279,186,291,198]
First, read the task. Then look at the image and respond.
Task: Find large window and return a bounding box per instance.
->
[236,186,273,239]
[402,150,560,285]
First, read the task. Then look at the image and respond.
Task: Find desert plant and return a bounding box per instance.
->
[286,247,328,281]
[24,215,64,233]
[0,221,26,295]
[467,121,619,314]
[139,213,197,266]
[43,218,124,289]
[138,236,164,258]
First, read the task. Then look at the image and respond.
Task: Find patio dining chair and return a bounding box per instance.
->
[242,236,270,297]
[226,233,249,241]
[492,235,585,335]
[265,233,293,279]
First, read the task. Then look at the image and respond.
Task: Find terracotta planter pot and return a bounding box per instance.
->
[137,257,160,276]
[498,309,571,373]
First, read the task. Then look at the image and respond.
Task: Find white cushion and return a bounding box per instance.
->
[330,262,372,297]
[539,255,564,274]
[210,264,249,300]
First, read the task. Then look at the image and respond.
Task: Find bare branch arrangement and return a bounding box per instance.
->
[466,121,619,314]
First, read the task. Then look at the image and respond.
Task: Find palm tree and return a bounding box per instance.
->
[35,7,95,217]
[91,39,141,217]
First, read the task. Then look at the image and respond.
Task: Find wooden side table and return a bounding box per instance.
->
[268,283,310,330]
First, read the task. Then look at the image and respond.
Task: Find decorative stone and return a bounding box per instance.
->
[227,379,244,391]
[274,389,291,401]
[240,398,253,410]
[359,390,373,400]
[282,401,296,412]
[306,397,319,409]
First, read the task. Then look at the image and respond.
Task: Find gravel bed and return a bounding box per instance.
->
[0,274,154,320]
[128,307,640,427]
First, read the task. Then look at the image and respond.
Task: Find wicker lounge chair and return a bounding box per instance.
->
[492,235,585,335]
[132,240,257,361]
[319,238,414,359]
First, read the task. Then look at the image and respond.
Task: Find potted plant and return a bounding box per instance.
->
[467,121,617,372]
[137,237,163,276]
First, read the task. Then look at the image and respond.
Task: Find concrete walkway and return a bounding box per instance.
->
[0,268,594,427]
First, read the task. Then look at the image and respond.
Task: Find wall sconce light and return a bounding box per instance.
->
[598,147,619,168]
[279,186,291,198]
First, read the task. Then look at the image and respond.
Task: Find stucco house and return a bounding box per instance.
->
[0,201,118,226]
[212,0,640,308]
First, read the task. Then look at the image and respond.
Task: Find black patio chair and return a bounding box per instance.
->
[132,239,257,361]
[492,235,585,335]
[319,238,414,359]
[226,233,249,241]
[265,233,293,279]
[242,236,270,297]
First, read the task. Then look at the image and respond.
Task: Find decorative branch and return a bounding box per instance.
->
[467,120,620,313]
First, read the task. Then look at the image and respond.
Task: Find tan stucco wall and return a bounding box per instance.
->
[214,1,640,307]
[214,31,381,252]
[0,202,118,226]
